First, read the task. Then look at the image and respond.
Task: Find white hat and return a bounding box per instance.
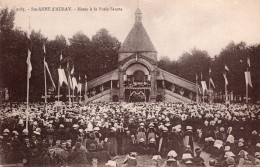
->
[152,155,162,160]
[226,135,234,144]
[105,160,117,167]
[139,138,145,142]
[224,146,231,151]
[256,143,260,148]
[186,126,192,130]
[167,150,177,157]
[93,127,100,131]
[162,127,168,131]
[72,124,79,128]
[111,127,116,131]
[150,138,155,143]
[224,151,235,157]
[239,138,244,143]
[182,153,193,159]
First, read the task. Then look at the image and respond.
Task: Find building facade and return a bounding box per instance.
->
[86,8,198,102]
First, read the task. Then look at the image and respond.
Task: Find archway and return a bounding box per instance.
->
[129,90,146,102]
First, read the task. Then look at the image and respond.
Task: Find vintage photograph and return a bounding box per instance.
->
[0,0,260,166]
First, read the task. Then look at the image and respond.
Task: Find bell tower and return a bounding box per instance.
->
[135,8,142,23]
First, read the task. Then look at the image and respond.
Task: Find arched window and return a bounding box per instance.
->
[133,70,146,82]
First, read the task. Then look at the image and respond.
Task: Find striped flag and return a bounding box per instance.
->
[72,77,78,90]
[247,57,250,68]
[44,61,56,89]
[58,68,68,86]
[201,81,207,93]
[27,17,32,79]
[209,78,215,88]
[223,73,228,85]
[245,71,253,87]
[27,49,32,78]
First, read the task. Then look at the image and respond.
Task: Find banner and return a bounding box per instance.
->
[209,78,215,88]
[245,71,253,87]
[44,61,56,89]
[201,81,207,93]
[58,68,68,86]
[72,77,78,90]
[223,74,228,85]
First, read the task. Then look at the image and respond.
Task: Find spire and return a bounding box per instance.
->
[135,8,142,23]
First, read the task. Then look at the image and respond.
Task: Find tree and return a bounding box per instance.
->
[91,28,121,78]
[178,48,212,83]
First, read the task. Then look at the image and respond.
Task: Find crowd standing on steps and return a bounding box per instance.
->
[0,102,260,166]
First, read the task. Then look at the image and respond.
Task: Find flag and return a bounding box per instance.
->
[44,61,56,89]
[60,53,63,61]
[245,71,253,87]
[201,81,207,93]
[225,64,229,71]
[223,73,228,85]
[200,70,203,80]
[247,57,250,68]
[43,42,46,54]
[209,68,211,75]
[85,75,88,91]
[58,68,68,86]
[77,83,82,93]
[209,78,215,89]
[71,66,74,75]
[72,77,78,90]
[196,74,198,82]
[27,49,32,78]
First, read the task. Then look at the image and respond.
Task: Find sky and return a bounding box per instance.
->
[1,0,260,60]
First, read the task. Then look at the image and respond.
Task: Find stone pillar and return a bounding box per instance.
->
[150,70,156,102]
[119,69,125,101]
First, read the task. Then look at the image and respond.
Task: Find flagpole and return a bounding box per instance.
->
[72,87,75,105]
[209,69,211,104]
[44,56,47,109]
[57,81,60,101]
[196,74,198,104]
[26,16,31,131]
[79,88,82,102]
[26,60,30,130]
[246,67,248,104]
[224,72,227,103]
[67,64,71,107]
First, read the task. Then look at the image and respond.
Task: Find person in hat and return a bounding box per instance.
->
[146,138,157,155]
[136,123,147,145]
[85,128,98,151]
[106,127,118,156]
[168,127,182,158]
[85,143,97,162]
[161,150,181,167]
[43,147,59,167]
[8,138,27,164]
[158,126,169,158]
[147,123,156,144]
[135,138,146,155]
[68,142,89,167]
[192,148,205,167]
[184,126,194,155]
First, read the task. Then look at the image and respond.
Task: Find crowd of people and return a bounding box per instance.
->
[0,101,260,167]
